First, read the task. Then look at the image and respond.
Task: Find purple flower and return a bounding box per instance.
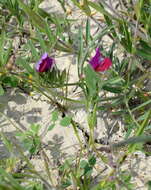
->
[89,48,112,72]
[35,53,55,72]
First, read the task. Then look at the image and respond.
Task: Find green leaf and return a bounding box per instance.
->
[84,165,93,177]
[0,31,5,65]
[45,19,56,45]
[60,69,67,84]
[55,42,73,53]
[102,85,122,93]
[71,0,91,16]
[147,181,151,189]
[136,110,151,136]
[28,40,39,61]
[2,76,19,87]
[61,179,72,188]
[78,26,84,75]
[22,139,33,150]
[80,160,93,177]
[17,0,47,32]
[132,99,151,112]
[29,141,40,154]
[80,160,88,169]
[112,135,151,149]
[88,155,96,166]
[30,124,41,135]
[118,20,132,53]
[86,18,91,45]
[51,111,59,122]
[0,167,25,190]
[3,42,12,65]
[104,15,117,38]
[105,77,124,85]
[139,40,151,53]
[127,110,151,153]
[0,85,4,96]
[84,65,100,97]
[48,124,55,131]
[70,0,80,8]
[16,57,34,74]
[36,30,48,52]
[60,116,71,127]
[0,133,13,153]
[88,1,113,19]
[15,132,24,137]
[136,48,151,60]
[51,15,64,38]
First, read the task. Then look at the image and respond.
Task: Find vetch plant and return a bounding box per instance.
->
[16,124,41,155]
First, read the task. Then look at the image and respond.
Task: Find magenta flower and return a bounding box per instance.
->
[89,48,112,72]
[35,53,55,72]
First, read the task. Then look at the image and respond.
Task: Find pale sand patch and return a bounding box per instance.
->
[0,1,151,189]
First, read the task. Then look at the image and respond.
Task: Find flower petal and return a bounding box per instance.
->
[89,48,102,70]
[95,58,112,72]
[41,52,48,60]
[35,53,55,72]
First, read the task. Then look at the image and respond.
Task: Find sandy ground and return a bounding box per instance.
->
[0,1,151,189]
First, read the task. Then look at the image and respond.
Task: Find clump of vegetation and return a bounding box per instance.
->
[0,0,151,189]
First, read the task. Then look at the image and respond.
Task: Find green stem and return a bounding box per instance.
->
[124,97,140,129]
[71,119,83,149]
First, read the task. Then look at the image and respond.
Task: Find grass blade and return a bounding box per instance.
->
[17,0,47,32]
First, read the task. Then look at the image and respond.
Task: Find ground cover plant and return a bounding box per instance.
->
[0,0,151,189]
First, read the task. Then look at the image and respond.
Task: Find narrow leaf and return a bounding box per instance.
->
[112,135,151,149]
[86,18,91,45]
[17,0,47,32]
[15,57,34,74]
[0,85,4,96]
[51,111,59,122]
[48,124,55,131]
[60,116,71,127]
